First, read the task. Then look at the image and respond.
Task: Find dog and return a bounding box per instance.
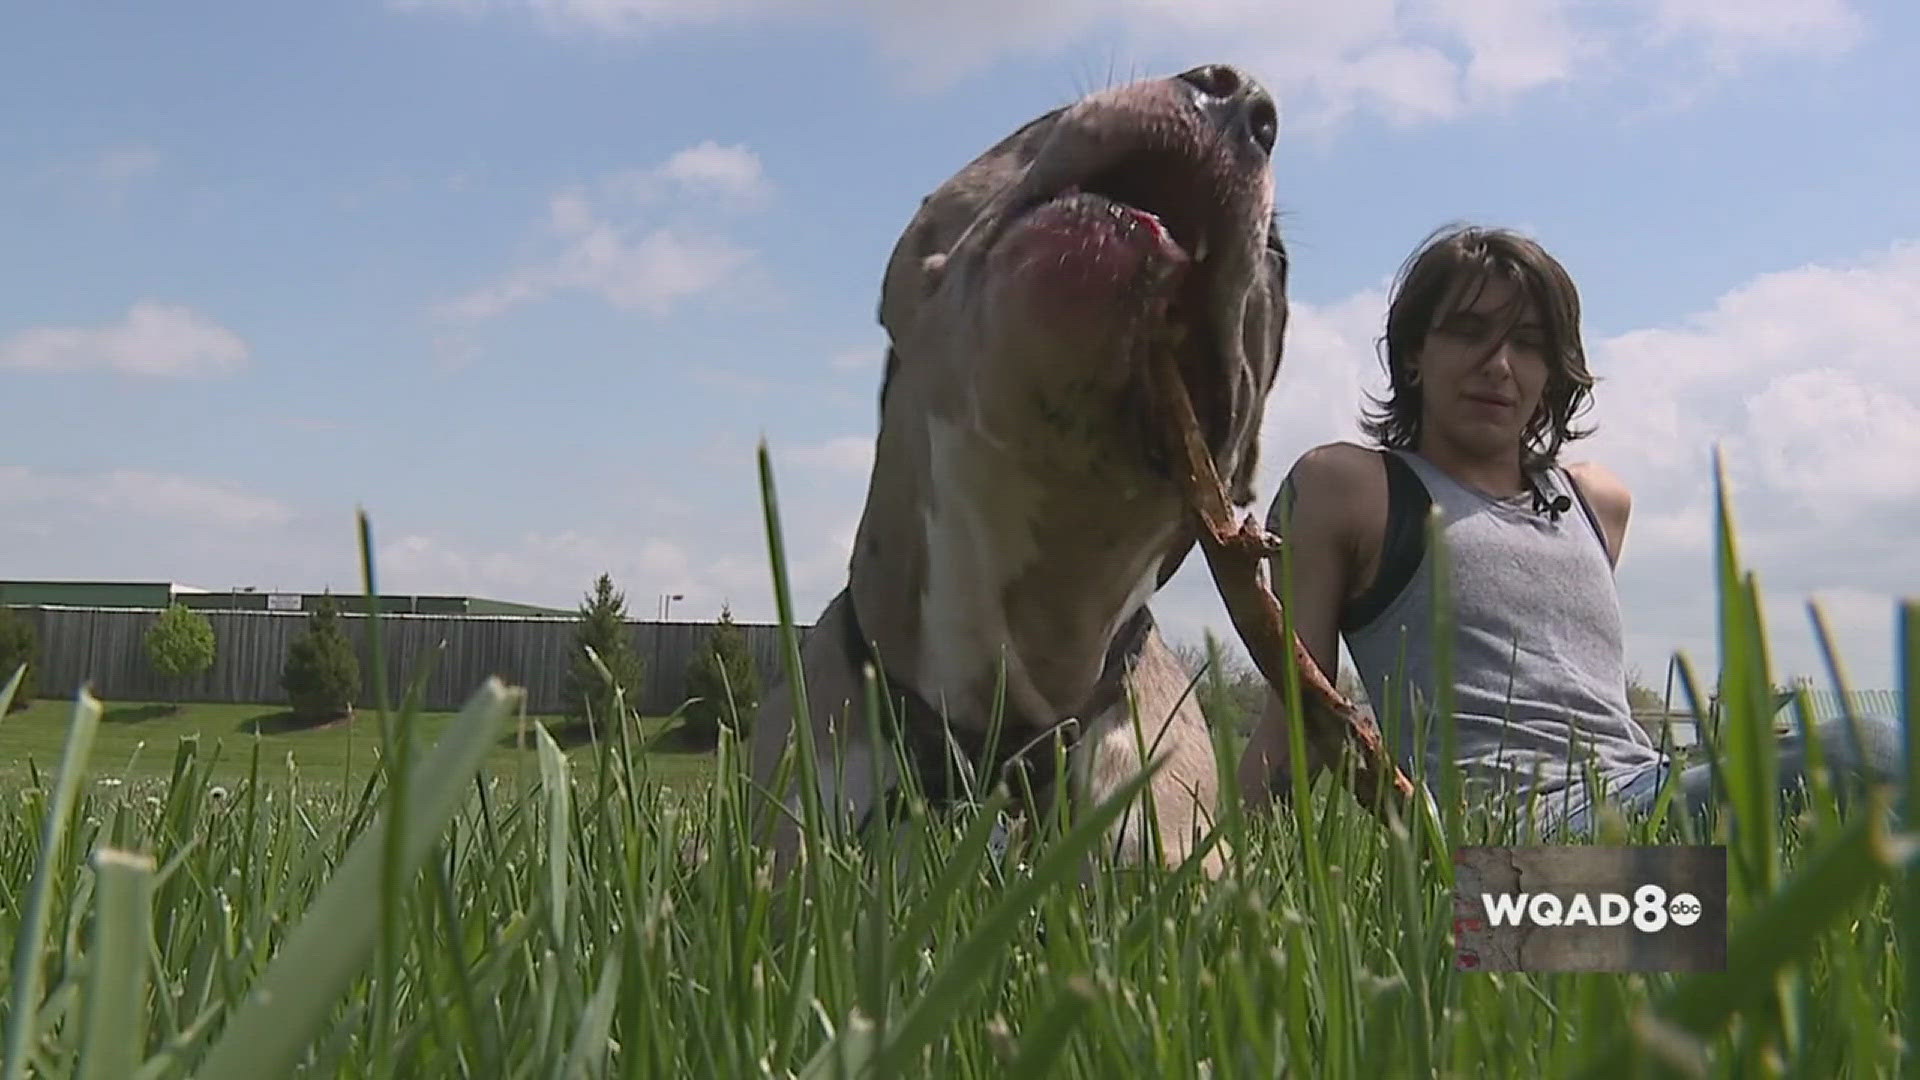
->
[748,64,1290,879]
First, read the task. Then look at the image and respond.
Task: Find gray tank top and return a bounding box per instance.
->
[1294,448,1662,803]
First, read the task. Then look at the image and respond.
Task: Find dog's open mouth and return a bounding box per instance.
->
[996,144,1237,443]
[1069,147,1220,263]
[1005,144,1226,286]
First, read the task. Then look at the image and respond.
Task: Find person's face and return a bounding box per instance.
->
[1409,273,1551,461]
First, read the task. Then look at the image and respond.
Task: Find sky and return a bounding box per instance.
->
[4,0,1917,695]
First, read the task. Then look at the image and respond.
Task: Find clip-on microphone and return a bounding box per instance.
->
[1530,477,1572,522]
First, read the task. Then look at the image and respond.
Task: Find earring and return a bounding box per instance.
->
[1406,367,1421,387]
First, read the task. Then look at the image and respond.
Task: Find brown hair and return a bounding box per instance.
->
[1360,223,1596,468]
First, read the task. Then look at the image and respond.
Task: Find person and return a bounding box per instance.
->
[1235,223,1905,837]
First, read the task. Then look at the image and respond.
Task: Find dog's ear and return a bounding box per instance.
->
[1152,523,1201,589]
[1228,234,1290,507]
[1229,439,1261,507]
[879,345,900,418]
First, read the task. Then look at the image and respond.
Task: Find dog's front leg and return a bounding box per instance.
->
[1068,625,1228,878]
[747,595,901,881]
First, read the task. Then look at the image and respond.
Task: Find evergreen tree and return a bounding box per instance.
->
[681,603,761,747]
[281,594,361,722]
[0,607,38,712]
[564,573,645,728]
[145,603,217,708]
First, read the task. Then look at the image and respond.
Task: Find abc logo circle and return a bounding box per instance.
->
[1667,891,1703,928]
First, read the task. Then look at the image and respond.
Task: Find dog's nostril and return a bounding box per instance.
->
[1177,64,1241,100]
[1247,96,1278,155]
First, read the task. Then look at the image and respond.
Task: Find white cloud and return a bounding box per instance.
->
[436,144,769,323]
[1743,367,1920,506]
[89,146,163,185]
[1583,239,1920,523]
[1426,0,1589,100]
[378,531,695,600]
[1648,0,1863,65]
[686,365,776,396]
[440,229,753,320]
[0,467,293,530]
[373,524,820,623]
[0,302,248,378]
[652,141,772,204]
[362,425,868,622]
[1250,285,1391,497]
[396,0,1868,128]
[783,436,875,475]
[830,345,884,373]
[0,467,363,594]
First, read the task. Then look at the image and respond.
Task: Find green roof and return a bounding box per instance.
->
[2,580,569,617]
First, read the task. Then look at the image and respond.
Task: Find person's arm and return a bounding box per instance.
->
[1236,444,1367,809]
[1565,461,1632,569]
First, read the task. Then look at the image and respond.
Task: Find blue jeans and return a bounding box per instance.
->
[1542,712,1909,839]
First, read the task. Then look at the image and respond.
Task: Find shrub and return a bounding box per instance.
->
[564,573,645,728]
[281,595,361,722]
[0,607,38,711]
[681,603,761,747]
[145,603,216,705]
[1174,632,1270,734]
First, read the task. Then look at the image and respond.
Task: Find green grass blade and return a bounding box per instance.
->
[870,757,1167,1076]
[0,663,23,718]
[537,722,573,954]
[1579,807,1918,1076]
[563,950,621,1080]
[77,848,156,1080]
[797,1011,877,1080]
[357,510,408,1079]
[884,787,1015,975]
[1899,599,1918,1080]
[1007,974,1098,1078]
[2,687,104,1080]
[192,677,523,1080]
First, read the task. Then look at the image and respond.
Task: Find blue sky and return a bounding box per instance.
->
[5,0,1917,693]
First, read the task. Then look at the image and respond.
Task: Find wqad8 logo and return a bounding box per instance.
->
[1480,883,1705,933]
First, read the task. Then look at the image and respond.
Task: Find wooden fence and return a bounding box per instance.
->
[8,605,1907,729]
[7,606,809,717]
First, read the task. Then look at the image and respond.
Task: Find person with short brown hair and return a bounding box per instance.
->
[1237,223,1904,836]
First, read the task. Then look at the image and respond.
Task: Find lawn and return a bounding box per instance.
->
[0,458,1912,1077]
[0,696,718,790]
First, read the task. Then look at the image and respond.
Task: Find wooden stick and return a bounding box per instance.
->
[1145,345,1417,824]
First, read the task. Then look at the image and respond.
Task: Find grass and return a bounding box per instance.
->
[0,699,716,791]
[0,448,1913,1077]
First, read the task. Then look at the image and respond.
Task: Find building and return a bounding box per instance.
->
[0,580,572,617]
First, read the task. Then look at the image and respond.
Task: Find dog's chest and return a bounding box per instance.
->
[913,415,1051,718]
[910,414,1173,724]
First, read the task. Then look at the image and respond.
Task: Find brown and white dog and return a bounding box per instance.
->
[749,64,1290,879]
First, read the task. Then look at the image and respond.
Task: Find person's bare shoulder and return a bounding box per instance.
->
[1269,440,1388,583]
[1270,440,1379,520]
[1564,459,1632,566]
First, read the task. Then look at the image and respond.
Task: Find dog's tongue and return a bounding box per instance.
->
[991,193,1191,324]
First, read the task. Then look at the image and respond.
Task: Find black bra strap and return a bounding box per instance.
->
[1561,469,1611,556]
[1340,450,1430,633]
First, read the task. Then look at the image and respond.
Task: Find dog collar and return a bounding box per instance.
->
[835,587,1155,819]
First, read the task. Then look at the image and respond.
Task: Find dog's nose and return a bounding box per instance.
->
[1175,63,1278,158]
